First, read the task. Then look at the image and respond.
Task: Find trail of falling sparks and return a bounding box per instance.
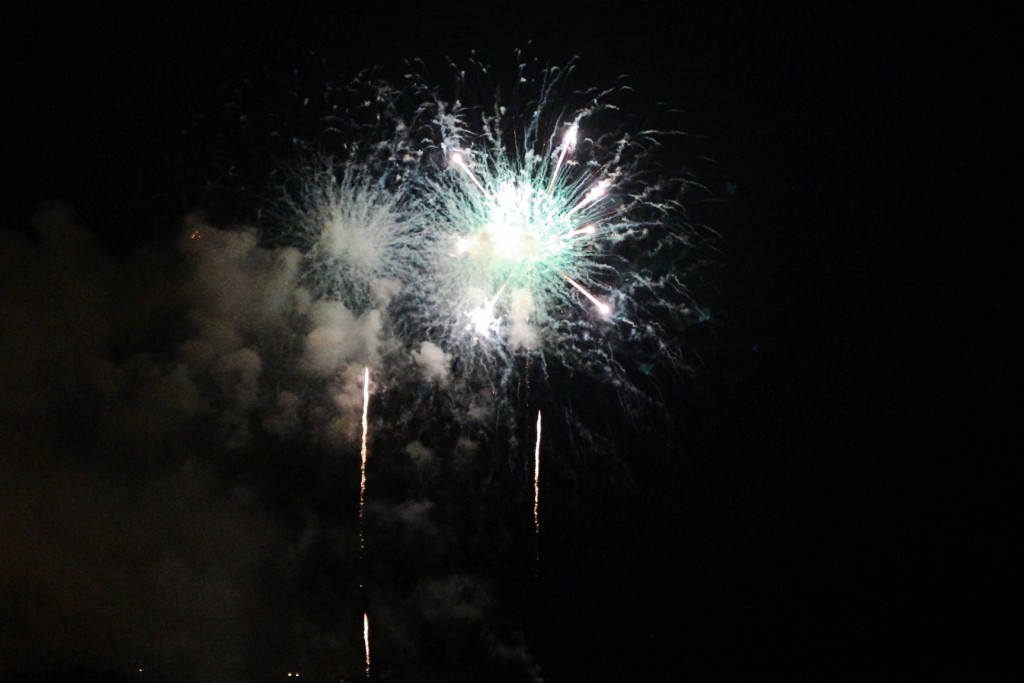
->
[533,410,542,570]
[363,612,371,680]
[359,367,370,583]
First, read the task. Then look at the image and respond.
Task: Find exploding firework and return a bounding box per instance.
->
[387,58,703,408]
[243,59,706,676]
[270,46,698,639]
[263,57,701,411]
[274,151,428,315]
[441,123,613,329]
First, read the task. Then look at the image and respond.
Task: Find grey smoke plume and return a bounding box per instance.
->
[0,203,540,681]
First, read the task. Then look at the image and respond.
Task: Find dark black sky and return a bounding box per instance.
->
[1,2,1017,681]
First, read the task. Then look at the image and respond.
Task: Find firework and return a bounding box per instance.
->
[264,58,698,411]
[422,109,619,350]
[202,55,705,682]
[274,152,428,315]
[386,58,700,410]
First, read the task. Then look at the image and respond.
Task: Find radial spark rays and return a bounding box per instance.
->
[278,153,427,315]
[448,139,613,313]
[270,58,698,405]
[428,117,619,349]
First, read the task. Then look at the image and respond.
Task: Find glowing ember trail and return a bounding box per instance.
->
[560,272,612,316]
[363,611,371,679]
[359,367,370,576]
[547,122,577,192]
[536,409,544,540]
[450,150,488,195]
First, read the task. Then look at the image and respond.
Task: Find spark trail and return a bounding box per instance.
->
[534,410,542,538]
[534,410,542,574]
[363,611,371,680]
[359,366,370,583]
[358,371,371,675]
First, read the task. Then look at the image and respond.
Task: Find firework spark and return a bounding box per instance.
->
[534,410,542,571]
[363,611,371,680]
[534,410,542,536]
[359,366,370,574]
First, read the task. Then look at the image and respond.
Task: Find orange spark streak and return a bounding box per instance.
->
[363,612,371,679]
[359,367,370,569]
[534,410,542,538]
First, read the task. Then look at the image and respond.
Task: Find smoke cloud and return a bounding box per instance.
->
[0,203,540,681]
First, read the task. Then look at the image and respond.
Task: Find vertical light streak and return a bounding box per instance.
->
[548,122,578,192]
[358,372,371,679]
[359,367,370,578]
[363,611,371,680]
[533,410,542,539]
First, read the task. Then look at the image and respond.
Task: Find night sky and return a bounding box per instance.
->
[1,2,1016,681]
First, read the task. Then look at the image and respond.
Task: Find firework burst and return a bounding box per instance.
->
[186,53,709,680]
[389,58,702,408]
[274,150,427,315]
[262,56,704,411]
